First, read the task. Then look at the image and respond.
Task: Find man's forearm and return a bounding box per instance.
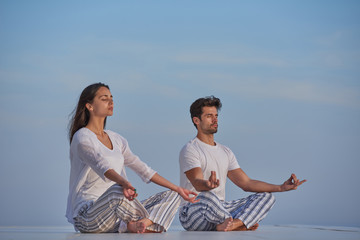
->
[242,179,282,193]
[193,179,213,191]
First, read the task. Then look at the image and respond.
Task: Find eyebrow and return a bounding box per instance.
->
[98,94,113,98]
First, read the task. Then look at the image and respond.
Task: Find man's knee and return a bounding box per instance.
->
[197,191,219,201]
[266,192,276,204]
[259,192,276,207]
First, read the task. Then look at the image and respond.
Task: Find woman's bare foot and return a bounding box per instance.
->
[216,217,233,231]
[144,229,163,233]
[127,221,146,233]
[234,223,259,231]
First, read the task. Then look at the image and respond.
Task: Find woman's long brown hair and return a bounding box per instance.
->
[68,83,109,143]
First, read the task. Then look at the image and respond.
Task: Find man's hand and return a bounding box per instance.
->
[205,171,220,189]
[177,187,199,203]
[185,168,220,192]
[122,181,138,201]
[280,173,306,192]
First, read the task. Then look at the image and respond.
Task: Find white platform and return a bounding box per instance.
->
[0,225,359,240]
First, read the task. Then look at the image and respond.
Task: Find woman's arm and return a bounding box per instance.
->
[150,173,199,203]
[104,169,138,200]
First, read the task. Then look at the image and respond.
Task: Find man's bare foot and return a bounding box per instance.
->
[127,221,146,233]
[234,223,259,231]
[216,217,233,231]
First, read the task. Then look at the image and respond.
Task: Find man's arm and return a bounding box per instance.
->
[185,167,220,192]
[227,168,306,193]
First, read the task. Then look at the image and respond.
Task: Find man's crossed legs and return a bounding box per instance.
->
[179,191,275,231]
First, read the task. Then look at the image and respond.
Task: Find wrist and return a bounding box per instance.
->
[120,180,130,188]
[174,185,181,193]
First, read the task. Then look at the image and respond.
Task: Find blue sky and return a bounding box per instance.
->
[0,1,359,227]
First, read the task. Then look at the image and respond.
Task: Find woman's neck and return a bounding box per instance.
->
[86,117,106,136]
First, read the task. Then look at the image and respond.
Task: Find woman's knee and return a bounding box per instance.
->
[96,184,125,209]
[167,189,181,199]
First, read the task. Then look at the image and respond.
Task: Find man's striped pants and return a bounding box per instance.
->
[179,191,275,231]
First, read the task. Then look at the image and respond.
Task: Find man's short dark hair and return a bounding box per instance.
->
[190,96,222,128]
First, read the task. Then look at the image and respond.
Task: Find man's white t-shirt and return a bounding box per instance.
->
[66,128,156,224]
[179,137,240,202]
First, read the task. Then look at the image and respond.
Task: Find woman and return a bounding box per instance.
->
[66,83,198,233]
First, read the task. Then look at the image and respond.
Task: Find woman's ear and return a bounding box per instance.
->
[85,103,93,111]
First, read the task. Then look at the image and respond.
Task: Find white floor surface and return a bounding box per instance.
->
[0,225,359,240]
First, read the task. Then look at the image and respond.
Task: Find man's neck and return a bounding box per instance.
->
[196,132,216,146]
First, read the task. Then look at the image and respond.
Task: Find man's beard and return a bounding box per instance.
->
[205,127,218,134]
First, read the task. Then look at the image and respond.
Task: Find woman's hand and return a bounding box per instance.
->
[176,187,199,203]
[104,169,138,201]
[122,181,138,201]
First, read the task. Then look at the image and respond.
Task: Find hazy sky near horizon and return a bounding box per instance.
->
[1,1,359,227]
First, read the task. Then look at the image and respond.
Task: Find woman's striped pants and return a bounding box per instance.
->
[179,191,275,231]
[74,184,181,233]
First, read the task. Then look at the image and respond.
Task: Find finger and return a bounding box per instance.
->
[294,179,299,185]
[190,191,198,197]
[182,195,192,202]
[129,191,136,200]
[191,198,200,203]
[188,196,199,203]
[185,191,197,197]
[209,171,216,183]
[299,179,307,185]
[291,173,298,182]
[287,175,293,183]
[212,171,217,182]
[211,171,216,184]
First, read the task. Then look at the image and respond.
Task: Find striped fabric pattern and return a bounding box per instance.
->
[74,184,181,233]
[141,190,181,232]
[179,191,275,231]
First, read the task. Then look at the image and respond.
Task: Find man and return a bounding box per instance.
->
[179,96,306,232]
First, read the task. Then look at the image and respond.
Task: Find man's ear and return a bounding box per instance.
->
[193,117,200,125]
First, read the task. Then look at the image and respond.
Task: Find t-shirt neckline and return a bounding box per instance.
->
[195,137,218,149]
[84,128,114,151]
